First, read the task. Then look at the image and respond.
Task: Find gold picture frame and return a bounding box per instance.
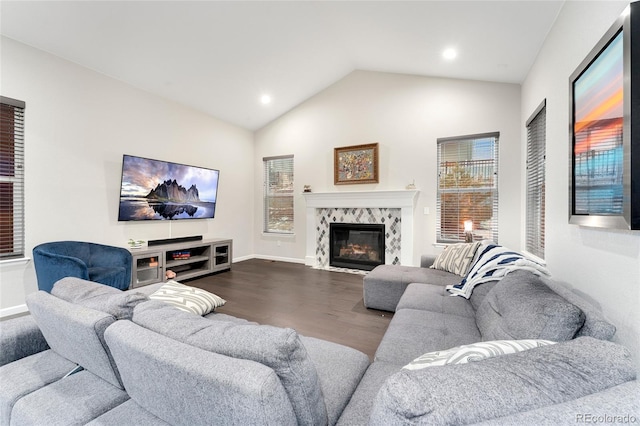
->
[334,143,379,185]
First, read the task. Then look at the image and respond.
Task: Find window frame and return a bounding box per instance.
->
[263,155,294,234]
[436,132,499,244]
[525,100,546,259]
[0,96,26,260]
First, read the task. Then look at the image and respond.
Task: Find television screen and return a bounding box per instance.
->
[118,155,219,221]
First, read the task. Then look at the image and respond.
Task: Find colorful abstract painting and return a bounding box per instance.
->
[573,31,624,215]
[334,143,379,185]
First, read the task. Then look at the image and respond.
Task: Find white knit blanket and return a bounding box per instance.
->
[446,244,550,299]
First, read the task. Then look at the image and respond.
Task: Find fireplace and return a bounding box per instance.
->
[329,223,385,271]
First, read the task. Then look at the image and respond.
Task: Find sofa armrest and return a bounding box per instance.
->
[88,245,132,281]
[0,315,49,366]
[33,248,89,292]
[420,254,437,268]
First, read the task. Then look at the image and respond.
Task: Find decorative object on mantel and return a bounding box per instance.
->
[303,185,312,193]
[334,143,379,185]
[406,180,416,190]
[128,239,145,249]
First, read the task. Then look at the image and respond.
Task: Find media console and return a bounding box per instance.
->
[128,238,232,288]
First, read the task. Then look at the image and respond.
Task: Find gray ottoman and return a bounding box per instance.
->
[363,265,462,312]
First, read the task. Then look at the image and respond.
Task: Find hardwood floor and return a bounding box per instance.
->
[186,259,393,360]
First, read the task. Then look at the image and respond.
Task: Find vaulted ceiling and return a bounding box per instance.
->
[1,1,564,130]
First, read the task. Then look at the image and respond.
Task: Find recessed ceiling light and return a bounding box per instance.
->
[260,94,272,105]
[442,48,457,60]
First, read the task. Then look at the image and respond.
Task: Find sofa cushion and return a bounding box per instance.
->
[370,337,636,425]
[402,339,556,370]
[105,320,297,426]
[539,275,617,340]
[374,308,481,365]
[0,315,49,367]
[479,380,640,425]
[26,291,123,389]
[430,242,481,276]
[51,277,147,320]
[0,349,77,426]
[396,283,475,317]
[148,280,226,315]
[336,361,401,426]
[300,336,370,425]
[10,370,129,426]
[364,265,461,312]
[132,300,326,425]
[86,399,170,426]
[476,270,585,341]
[468,280,498,311]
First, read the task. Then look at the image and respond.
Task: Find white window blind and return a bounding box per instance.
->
[0,96,25,259]
[436,132,499,243]
[263,155,294,233]
[526,100,546,259]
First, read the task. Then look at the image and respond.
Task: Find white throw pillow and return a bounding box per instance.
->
[149,280,226,316]
[429,242,482,276]
[403,339,556,371]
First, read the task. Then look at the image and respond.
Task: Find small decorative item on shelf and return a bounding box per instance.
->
[303,185,312,193]
[165,269,177,280]
[171,250,191,260]
[128,239,145,249]
[406,180,416,190]
[148,257,158,267]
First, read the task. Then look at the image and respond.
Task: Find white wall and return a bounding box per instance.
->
[521,1,639,368]
[0,37,255,315]
[254,70,522,265]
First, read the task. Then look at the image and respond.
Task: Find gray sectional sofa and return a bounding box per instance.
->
[1,255,639,425]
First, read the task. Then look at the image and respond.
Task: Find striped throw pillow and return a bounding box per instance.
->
[430,242,481,276]
[149,280,226,316]
[403,339,556,370]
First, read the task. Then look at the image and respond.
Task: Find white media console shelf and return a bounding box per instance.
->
[128,238,232,288]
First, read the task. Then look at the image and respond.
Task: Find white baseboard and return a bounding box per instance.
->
[252,254,306,264]
[0,304,28,319]
[232,254,255,263]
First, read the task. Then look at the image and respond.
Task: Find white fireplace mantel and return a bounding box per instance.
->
[303,190,419,267]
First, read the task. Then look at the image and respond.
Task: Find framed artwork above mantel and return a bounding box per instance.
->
[334,143,379,185]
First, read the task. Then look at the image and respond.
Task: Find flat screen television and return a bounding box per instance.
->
[118,154,219,221]
[569,3,640,230]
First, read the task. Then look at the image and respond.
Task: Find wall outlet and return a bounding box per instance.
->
[277,240,281,246]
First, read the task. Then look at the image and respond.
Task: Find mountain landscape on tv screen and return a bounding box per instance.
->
[118,155,219,221]
[146,179,201,203]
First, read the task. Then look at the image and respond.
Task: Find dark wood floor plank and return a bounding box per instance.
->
[187,259,393,359]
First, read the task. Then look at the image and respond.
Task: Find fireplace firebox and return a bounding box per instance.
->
[329,223,385,271]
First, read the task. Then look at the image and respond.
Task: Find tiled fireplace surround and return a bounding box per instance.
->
[303,190,419,269]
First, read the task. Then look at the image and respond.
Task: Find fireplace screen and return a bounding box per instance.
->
[329,223,385,271]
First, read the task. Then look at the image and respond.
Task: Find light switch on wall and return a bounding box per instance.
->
[423,207,430,215]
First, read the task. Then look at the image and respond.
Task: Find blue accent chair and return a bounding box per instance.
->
[33,241,132,292]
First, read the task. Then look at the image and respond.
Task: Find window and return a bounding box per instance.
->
[263,155,294,233]
[0,96,25,259]
[436,132,499,243]
[526,100,546,259]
